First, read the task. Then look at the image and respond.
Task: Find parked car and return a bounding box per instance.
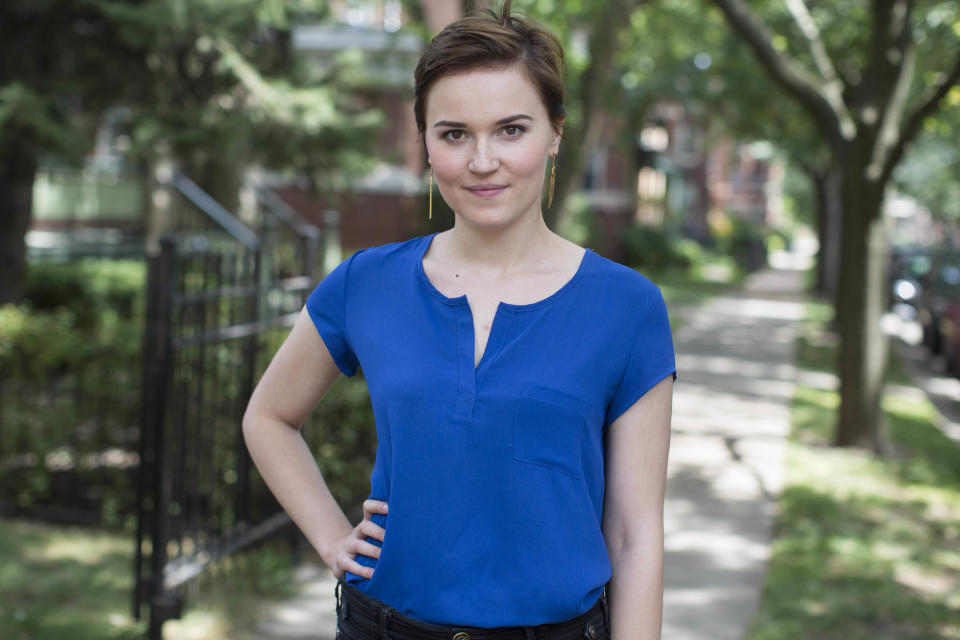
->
[939,298,960,375]
[888,245,934,320]
[913,248,960,359]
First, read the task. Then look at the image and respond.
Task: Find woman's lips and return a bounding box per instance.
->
[465,184,508,198]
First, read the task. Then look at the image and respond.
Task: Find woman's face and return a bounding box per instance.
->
[424,64,562,231]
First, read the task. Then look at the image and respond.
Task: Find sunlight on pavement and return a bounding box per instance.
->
[663,264,802,640]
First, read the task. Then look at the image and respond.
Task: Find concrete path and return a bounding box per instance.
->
[234,562,338,640]
[663,264,804,640]
[246,263,806,640]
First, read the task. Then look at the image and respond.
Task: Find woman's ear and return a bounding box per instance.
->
[552,117,566,152]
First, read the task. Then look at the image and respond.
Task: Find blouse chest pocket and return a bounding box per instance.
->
[513,383,588,479]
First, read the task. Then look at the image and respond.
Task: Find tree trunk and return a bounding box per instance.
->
[810,168,828,294]
[809,161,842,298]
[822,163,843,302]
[834,162,889,452]
[545,61,606,230]
[0,146,37,305]
[545,0,643,229]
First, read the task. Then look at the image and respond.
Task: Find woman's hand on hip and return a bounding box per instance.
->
[332,499,388,580]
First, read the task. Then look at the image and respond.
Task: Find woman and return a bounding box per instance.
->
[243,3,675,639]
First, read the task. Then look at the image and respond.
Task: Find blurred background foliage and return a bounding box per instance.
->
[0,0,383,304]
[2,0,959,530]
[2,0,960,636]
[2,0,960,517]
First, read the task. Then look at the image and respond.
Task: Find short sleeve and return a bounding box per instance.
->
[604,286,676,429]
[305,254,360,377]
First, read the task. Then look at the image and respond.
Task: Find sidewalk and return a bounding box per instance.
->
[246,264,806,640]
[663,265,804,640]
[235,562,337,640]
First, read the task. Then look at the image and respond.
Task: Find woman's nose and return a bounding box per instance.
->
[468,141,499,173]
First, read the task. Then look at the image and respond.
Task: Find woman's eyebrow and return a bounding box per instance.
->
[432,114,534,128]
[494,114,533,125]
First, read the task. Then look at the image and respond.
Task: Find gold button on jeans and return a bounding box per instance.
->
[452,633,471,640]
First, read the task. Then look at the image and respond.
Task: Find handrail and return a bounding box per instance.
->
[171,170,260,250]
[252,185,320,240]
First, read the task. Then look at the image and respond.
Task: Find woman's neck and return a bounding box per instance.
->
[442,213,558,273]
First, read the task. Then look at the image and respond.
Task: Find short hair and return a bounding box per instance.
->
[413,0,566,138]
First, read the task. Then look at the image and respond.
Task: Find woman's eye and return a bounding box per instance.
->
[443,130,465,141]
[502,125,524,137]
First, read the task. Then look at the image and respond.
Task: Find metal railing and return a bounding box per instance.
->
[132,173,327,638]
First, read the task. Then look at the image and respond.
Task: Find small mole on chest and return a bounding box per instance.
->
[455,273,459,278]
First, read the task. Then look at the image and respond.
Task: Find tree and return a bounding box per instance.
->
[707,0,960,450]
[0,0,141,304]
[100,0,381,231]
[477,0,650,229]
[894,95,960,231]
[0,0,382,302]
[542,0,650,227]
[667,2,840,295]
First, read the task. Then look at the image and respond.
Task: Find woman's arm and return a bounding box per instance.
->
[242,307,385,578]
[602,374,674,640]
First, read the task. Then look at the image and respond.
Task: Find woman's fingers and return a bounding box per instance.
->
[336,499,388,580]
[352,538,383,560]
[337,537,380,577]
[337,553,375,580]
[362,499,389,519]
[358,519,387,542]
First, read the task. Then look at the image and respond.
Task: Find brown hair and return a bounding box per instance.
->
[413,0,566,138]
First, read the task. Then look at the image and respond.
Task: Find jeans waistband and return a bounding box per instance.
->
[335,579,608,640]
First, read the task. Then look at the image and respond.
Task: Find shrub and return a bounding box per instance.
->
[620,224,689,271]
[0,304,83,380]
[1,260,146,526]
[673,237,705,268]
[23,259,145,329]
[712,214,768,272]
[1,259,145,384]
[2,258,378,530]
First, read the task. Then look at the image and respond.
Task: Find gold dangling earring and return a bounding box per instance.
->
[428,165,433,220]
[547,152,557,209]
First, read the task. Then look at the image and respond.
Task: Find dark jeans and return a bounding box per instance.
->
[334,580,610,640]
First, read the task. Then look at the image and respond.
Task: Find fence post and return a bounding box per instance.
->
[134,246,164,619]
[133,236,182,637]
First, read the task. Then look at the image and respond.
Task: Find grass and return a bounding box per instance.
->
[656,261,746,308]
[0,519,144,639]
[746,300,960,640]
[792,301,913,385]
[653,258,748,332]
[0,518,298,640]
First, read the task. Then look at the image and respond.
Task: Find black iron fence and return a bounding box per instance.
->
[0,173,320,529]
[0,356,141,525]
[2,168,376,638]
[133,172,329,637]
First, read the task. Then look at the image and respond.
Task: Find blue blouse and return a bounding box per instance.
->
[306,232,676,627]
